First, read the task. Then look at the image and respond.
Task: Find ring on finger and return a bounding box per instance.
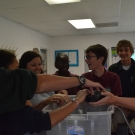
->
[65,99,68,103]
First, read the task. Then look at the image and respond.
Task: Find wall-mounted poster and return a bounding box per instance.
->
[33,48,47,74]
[55,50,79,66]
[111,47,120,64]
[40,48,47,74]
[33,48,40,53]
[131,50,135,60]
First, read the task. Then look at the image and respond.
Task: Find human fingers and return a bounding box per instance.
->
[84,80,105,92]
[91,102,106,106]
[90,92,114,106]
[95,87,106,92]
[51,95,66,106]
[58,90,68,95]
[55,94,72,106]
[90,98,107,106]
[95,83,105,91]
[101,91,113,96]
[56,94,71,103]
[76,89,89,103]
[89,87,94,95]
[77,89,89,96]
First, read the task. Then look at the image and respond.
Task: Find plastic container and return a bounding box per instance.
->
[45,96,114,135]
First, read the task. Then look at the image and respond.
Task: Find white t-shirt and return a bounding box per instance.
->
[30,92,54,106]
[122,65,131,70]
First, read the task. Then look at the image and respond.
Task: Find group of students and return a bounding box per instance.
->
[0,39,135,134]
[53,40,134,130]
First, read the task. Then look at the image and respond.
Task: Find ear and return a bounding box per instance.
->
[98,57,104,63]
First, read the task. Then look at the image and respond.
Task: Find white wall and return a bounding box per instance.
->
[49,33,135,75]
[0,16,51,59]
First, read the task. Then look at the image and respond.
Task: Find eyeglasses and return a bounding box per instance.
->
[84,55,97,60]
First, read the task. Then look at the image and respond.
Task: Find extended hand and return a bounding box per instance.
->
[75,89,90,104]
[90,91,116,106]
[58,90,68,95]
[49,94,71,106]
[83,79,105,94]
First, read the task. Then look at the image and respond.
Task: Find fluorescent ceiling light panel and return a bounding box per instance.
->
[45,0,81,5]
[68,19,96,29]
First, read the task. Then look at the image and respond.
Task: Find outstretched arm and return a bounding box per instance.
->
[49,89,89,127]
[26,94,71,110]
[90,91,135,111]
[36,74,105,94]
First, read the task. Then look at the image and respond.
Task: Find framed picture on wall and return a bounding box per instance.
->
[33,48,47,74]
[131,49,135,60]
[55,50,79,66]
[40,48,47,74]
[111,47,120,64]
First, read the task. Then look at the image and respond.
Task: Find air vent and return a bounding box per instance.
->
[95,22,118,28]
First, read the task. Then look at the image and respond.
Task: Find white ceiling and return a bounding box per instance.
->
[0,0,135,37]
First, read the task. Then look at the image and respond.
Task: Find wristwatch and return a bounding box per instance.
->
[76,75,86,87]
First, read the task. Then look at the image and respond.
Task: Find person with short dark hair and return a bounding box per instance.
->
[0,49,18,69]
[82,44,122,96]
[82,44,122,132]
[54,53,81,95]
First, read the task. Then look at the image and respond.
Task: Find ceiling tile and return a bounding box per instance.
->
[84,0,120,18]
[98,27,118,33]
[121,0,135,17]
[79,28,99,34]
[0,0,48,9]
[119,17,135,26]
[118,26,135,33]
[40,30,64,36]
[0,6,63,23]
[57,29,82,35]
[0,0,134,36]
[23,22,53,31]
[51,2,90,20]
[92,17,119,24]
[42,21,76,29]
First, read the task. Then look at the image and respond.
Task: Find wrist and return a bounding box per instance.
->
[114,96,119,105]
[76,75,86,87]
[72,98,79,107]
[47,97,53,104]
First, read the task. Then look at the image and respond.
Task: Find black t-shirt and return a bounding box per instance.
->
[0,68,37,114]
[0,106,51,135]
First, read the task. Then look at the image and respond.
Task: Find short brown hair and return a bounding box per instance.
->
[116,39,134,55]
[85,44,108,65]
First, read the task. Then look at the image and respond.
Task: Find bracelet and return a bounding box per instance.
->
[75,99,79,106]
[72,99,79,107]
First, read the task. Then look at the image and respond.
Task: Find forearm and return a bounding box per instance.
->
[49,101,78,127]
[115,96,135,111]
[36,74,80,94]
[33,99,51,110]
